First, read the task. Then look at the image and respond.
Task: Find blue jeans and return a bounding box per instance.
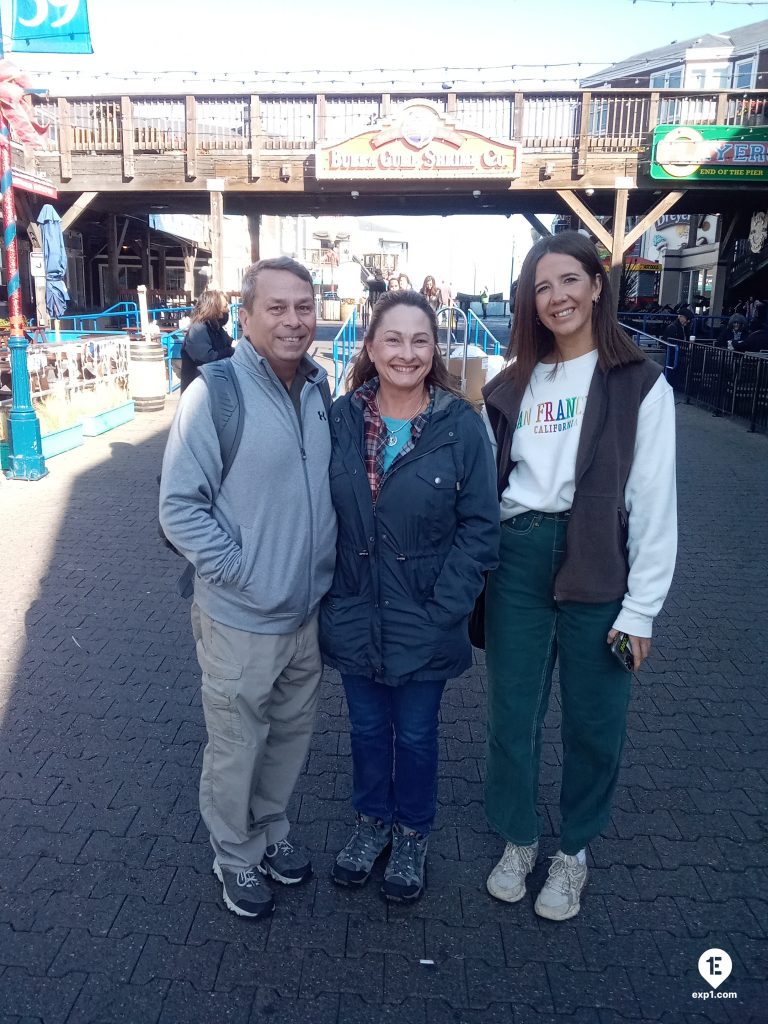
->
[341,674,447,835]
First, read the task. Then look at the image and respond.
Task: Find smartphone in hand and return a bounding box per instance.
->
[610,632,635,672]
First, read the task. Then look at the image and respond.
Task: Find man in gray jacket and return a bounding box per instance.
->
[159,257,336,919]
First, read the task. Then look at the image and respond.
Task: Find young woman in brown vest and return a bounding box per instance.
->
[482,231,677,920]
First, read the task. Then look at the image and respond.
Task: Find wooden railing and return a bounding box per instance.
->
[34,89,768,158]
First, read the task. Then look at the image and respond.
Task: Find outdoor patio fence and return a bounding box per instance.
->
[666,340,768,434]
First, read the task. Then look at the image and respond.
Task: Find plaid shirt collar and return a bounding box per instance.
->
[356,377,434,502]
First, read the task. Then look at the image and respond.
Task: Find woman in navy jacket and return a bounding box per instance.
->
[320,290,498,903]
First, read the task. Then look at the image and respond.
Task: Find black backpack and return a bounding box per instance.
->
[160,359,332,598]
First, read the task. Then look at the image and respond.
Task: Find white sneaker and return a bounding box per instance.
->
[486,841,538,903]
[534,851,587,921]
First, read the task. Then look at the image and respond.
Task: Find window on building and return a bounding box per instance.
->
[650,67,683,88]
[734,59,755,89]
[686,65,729,90]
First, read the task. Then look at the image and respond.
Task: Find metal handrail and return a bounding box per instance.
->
[332,309,359,395]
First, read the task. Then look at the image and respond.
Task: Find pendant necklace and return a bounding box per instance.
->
[379,393,427,447]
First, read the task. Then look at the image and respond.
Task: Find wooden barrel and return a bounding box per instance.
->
[128,334,166,413]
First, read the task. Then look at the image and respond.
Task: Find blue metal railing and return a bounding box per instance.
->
[331,310,359,395]
[466,310,502,355]
[54,301,140,333]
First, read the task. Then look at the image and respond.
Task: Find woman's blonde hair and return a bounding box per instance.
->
[190,289,229,325]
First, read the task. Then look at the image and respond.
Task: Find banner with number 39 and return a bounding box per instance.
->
[11,0,93,54]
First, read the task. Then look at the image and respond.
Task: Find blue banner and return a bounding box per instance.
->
[11,0,93,54]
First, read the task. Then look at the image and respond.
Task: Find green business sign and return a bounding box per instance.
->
[651,124,768,181]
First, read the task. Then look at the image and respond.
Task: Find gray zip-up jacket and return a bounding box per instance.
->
[159,339,337,634]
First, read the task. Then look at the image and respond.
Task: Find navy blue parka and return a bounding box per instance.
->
[319,385,499,686]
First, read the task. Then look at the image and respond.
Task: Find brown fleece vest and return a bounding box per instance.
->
[483,358,662,603]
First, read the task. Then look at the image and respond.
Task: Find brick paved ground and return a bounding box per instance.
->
[0,395,765,1023]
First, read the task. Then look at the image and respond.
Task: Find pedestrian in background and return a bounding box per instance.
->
[481,231,677,921]
[398,272,413,291]
[179,289,234,393]
[321,290,498,903]
[160,258,336,920]
[388,276,400,292]
[419,275,443,310]
[480,285,490,318]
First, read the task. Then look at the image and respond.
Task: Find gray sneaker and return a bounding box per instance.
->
[534,851,588,921]
[213,859,275,919]
[381,823,428,902]
[258,836,312,885]
[486,841,539,903]
[332,814,392,887]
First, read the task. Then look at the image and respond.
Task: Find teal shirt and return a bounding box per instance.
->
[382,416,411,470]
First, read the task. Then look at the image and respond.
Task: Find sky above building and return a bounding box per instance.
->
[1,0,762,295]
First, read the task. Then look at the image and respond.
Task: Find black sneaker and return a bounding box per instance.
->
[332,814,392,887]
[381,823,428,903]
[212,859,275,919]
[258,836,313,885]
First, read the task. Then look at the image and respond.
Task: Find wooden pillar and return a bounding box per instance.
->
[182,242,197,300]
[107,213,119,305]
[141,218,153,291]
[120,96,135,180]
[209,186,225,290]
[247,214,261,264]
[609,188,628,310]
[58,97,72,181]
[185,96,197,181]
[158,246,167,292]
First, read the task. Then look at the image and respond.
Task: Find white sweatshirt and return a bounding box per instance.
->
[483,352,677,637]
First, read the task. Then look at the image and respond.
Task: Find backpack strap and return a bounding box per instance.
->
[199,359,244,484]
[318,377,332,415]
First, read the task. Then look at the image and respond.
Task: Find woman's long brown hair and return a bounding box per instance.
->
[506,230,644,393]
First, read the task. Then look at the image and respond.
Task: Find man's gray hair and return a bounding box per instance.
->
[240,257,314,312]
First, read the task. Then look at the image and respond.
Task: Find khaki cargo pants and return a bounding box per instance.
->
[192,602,322,872]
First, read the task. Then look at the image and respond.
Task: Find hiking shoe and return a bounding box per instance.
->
[534,851,588,921]
[486,841,539,903]
[332,814,392,887]
[381,823,428,903]
[258,836,312,885]
[212,859,275,919]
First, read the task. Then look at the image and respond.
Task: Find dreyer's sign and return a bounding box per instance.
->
[316,101,521,180]
[652,125,768,181]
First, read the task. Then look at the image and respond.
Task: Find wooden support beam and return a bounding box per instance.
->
[182,242,197,299]
[609,188,629,308]
[247,214,261,264]
[555,190,612,250]
[623,190,685,251]
[575,91,591,177]
[185,96,197,181]
[142,218,153,290]
[121,96,135,180]
[513,92,524,141]
[248,95,261,181]
[210,188,225,289]
[57,97,72,180]
[60,191,98,231]
[316,94,327,144]
[446,92,457,119]
[107,214,119,305]
[523,213,552,239]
